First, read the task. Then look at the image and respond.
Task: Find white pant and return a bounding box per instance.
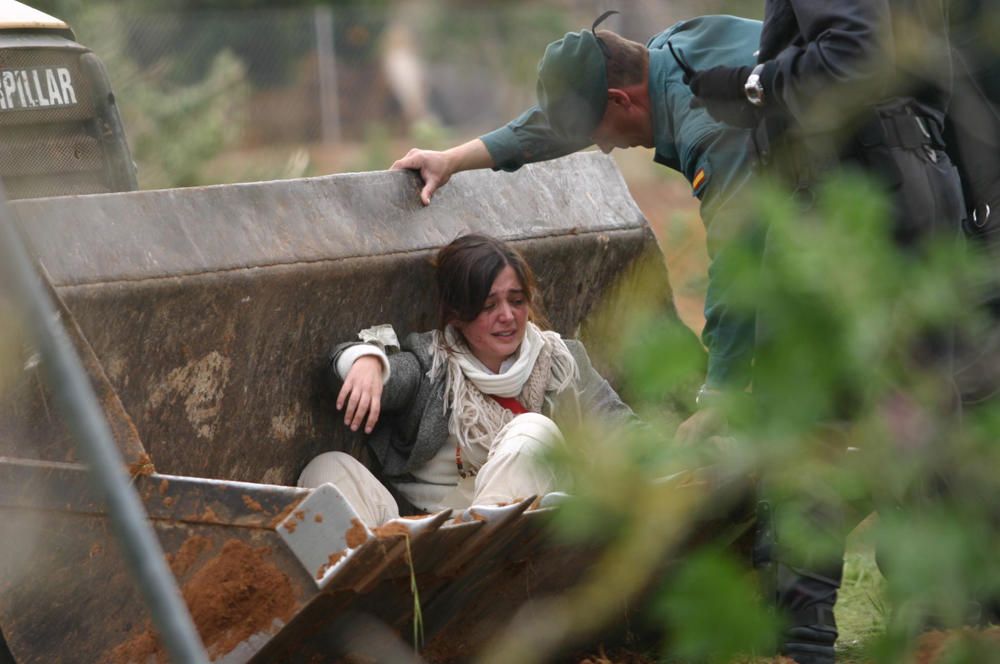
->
[298,413,564,527]
[473,412,564,506]
[297,451,400,528]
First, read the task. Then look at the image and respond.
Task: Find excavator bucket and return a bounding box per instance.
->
[0,152,748,663]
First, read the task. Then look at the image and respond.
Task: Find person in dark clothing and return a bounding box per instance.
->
[946,0,1000,408]
[688,3,966,663]
[690,1,963,246]
[947,0,1000,240]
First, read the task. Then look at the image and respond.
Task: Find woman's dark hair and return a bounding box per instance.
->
[432,233,548,332]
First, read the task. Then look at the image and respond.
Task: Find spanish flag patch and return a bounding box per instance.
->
[692,167,707,193]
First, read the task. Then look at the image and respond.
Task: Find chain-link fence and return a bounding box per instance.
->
[73,1,736,145]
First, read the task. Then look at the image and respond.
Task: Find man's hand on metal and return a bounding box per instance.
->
[687,65,760,128]
[391,148,455,206]
[391,138,495,206]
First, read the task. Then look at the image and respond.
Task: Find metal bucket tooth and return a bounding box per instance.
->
[437,495,536,576]
[349,510,454,592]
[396,518,486,577]
[376,508,453,538]
[275,483,373,589]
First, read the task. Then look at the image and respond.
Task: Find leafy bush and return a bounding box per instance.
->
[478,171,998,663]
[69,5,252,189]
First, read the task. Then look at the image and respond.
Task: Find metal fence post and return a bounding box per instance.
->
[315,5,341,145]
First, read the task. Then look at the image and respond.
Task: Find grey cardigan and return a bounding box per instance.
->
[330,331,635,479]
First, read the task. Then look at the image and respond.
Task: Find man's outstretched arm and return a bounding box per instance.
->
[390,138,495,206]
[392,101,593,206]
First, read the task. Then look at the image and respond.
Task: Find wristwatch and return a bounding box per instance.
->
[744,63,766,107]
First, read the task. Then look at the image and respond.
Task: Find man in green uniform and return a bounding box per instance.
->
[391,14,763,422]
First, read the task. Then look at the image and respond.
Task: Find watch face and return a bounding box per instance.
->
[745,77,764,106]
[745,64,766,107]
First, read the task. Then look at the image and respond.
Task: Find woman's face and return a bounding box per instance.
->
[454,264,529,373]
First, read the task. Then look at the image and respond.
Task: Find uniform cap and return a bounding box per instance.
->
[536,11,618,139]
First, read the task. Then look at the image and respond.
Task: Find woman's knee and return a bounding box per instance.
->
[494,413,564,456]
[298,451,371,488]
[298,451,399,526]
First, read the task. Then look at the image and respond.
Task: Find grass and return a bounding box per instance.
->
[405,534,425,652]
[835,519,888,664]
[572,534,888,664]
[650,514,888,664]
[739,513,888,664]
[739,514,888,664]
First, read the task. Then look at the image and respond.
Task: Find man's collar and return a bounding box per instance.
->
[646,48,673,152]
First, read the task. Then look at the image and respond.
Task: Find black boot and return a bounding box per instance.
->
[776,564,841,664]
[754,500,842,664]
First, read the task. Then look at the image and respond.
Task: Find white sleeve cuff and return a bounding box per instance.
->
[358,324,400,351]
[335,344,391,383]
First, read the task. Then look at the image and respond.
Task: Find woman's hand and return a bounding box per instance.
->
[337,355,384,433]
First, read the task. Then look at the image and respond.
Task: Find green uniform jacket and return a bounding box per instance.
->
[480,15,764,390]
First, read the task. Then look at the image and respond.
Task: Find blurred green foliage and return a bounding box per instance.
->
[122,10,314,87]
[33,0,386,87]
[126,49,249,188]
[353,122,392,174]
[657,549,780,663]
[65,4,317,188]
[421,3,569,87]
[480,169,1000,663]
[30,0,387,19]
[405,1,573,121]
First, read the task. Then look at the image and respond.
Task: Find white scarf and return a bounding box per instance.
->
[428,322,579,472]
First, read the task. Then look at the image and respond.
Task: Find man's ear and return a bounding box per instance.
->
[607,88,631,108]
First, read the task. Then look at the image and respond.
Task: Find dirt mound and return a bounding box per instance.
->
[106,538,297,662]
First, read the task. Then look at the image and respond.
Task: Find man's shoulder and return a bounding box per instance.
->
[647,15,762,51]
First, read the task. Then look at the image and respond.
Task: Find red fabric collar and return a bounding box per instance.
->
[490,395,529,415]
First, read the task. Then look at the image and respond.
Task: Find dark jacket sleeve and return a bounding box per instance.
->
[329,333,450,477]
[946,46,1000,225]
[758,0,887,121]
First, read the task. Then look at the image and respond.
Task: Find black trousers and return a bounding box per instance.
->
[750,130,965,658]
